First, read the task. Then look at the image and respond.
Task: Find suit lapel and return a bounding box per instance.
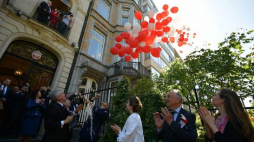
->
[54,102,68,116]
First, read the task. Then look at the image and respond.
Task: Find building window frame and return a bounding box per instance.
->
[88,29,106,61]
[97,0,111,21]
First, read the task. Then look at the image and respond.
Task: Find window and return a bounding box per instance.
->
[151,67,159,77]
[133,14,140,26]
[88,29,105,61]
[164,43,175,58]
[151,55,166,68]
[122,17,129,25]
[143,5,150,12]
[122,9,129,25]
[79,77,98,90]
[97,0,110,20]
[133,57,139,70]
[134,0,140,5]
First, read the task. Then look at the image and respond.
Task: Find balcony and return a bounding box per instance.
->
[114,60,149,78]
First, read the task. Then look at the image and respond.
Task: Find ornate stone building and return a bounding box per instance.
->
[0,0,91,91]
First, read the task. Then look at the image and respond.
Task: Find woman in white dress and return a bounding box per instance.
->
[111,96,144,142]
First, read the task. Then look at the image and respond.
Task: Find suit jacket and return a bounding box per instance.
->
[42,102,69,142]
[0,87,13,109]
[26,99,46,117]
[79,106,109,142]
[209,119,246,142]
[40,90,50,108]
[155,108,197,142]
[40,1,50,13]
[117,113,144,142]
[11,91,29,114]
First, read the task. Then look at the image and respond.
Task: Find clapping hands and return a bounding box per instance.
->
[199,107,215,126]
[110,124,121,135]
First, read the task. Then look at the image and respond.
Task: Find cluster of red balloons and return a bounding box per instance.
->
[110,4,197,61]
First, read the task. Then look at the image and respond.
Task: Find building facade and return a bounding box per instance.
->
[0,0,91,91]
[67,0,181,93]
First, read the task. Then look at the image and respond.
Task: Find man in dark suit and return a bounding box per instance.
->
[37,0,52,24]
[42,89,73,142]
[154,90,197,142]
[40,86,51,108]
[0,78,13,137]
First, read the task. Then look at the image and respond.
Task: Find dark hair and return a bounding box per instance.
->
[31,90,39,99]
[218,88,254,141]
[129,96,142,113]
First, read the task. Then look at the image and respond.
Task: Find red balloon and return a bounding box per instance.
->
[161,37,168,42]
[166,17,172,23]
[125,46,133,54]
[118,49,125,57]
[180,34,184,38]
[170,37,175,43]
[151,48,160,58]
[150,30,157,37]
[179,37,184,42]
[161,19,169,26]
[161,11,167,18]
[142,45,151,53]
[178,30,182,34]
[115,43,122,49]
[115,35,122,42]
[193,33,196,35]
[193,36,195,38]
[156,31,164,37]
[163,4,169,10]
[163,26,170,32]
[141,21,148,28]
[180,50,183,53]
[141,30,149,36]
[125,55,131,62]
[123,32,130,39]
[149,18,155,23]
[135,11,142,20]
[157,47,161,51]
[110,47,119,55]
[131,52,139,59]
[156,13,163,21]
[145,35,155,45]
[170,7,179,14]
[184,38,188,42]
[178,42,184,47]
[155,22,163,30]
[130,39,139,48]
[138,33,146,42]
[135,46,143,53]
[187,33,189,35]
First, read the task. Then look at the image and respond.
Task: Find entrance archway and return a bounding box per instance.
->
[0,41,58,91]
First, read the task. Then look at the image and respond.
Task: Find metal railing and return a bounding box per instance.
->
[114,61,149,77]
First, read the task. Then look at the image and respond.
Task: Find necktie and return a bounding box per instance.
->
[170,110,177,115]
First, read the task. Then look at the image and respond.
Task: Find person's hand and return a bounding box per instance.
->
[64,115,74,124]
[101,102,109,109]
[89,103,94,108]
[154,112,164,129]
[1,98,6,102]
[110,124,121,135]
[38,99,45,105]
[75,104,83,113]
[161,107,174,124]
[26,83,29,87]
[199,107,215,126]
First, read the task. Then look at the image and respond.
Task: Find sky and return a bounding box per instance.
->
[154,0,254,106]
[153,0,254,60]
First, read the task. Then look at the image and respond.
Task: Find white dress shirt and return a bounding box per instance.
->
[57,102,65,128]
[117,113,144,142]
[1,85,7,95]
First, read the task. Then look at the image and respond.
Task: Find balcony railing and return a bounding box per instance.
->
[32,7,71,38]
[114,61,149,77]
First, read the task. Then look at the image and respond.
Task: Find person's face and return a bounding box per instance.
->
[63,99,71,107]
[126,100,132,112]
[54,8,58,11]
[37,91,41,98]
[3,79,11,86]
[165,92,178,108]
[57,92,66,103]
[101,102,108,109]
[212,91,224,107]
[13,86,19,92]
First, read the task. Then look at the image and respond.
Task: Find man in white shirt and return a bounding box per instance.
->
[154,90,197,142]
[42,89,73,142]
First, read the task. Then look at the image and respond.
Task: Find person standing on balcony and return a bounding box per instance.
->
[154,90,197,142]
[37,0,52,24]
[49,8,60,28]
[58,12,73,36]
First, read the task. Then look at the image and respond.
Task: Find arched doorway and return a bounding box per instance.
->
[78,77,98,93]
[0,41,58,91]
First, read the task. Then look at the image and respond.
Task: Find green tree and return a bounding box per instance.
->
[133,76,164,142]
[100,76,133,142]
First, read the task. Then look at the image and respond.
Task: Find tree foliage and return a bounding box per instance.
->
[156,30,254,110]
[100,76,133,142]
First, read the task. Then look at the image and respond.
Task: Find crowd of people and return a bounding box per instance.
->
[0,77,254,142]
[37,0,73,36]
